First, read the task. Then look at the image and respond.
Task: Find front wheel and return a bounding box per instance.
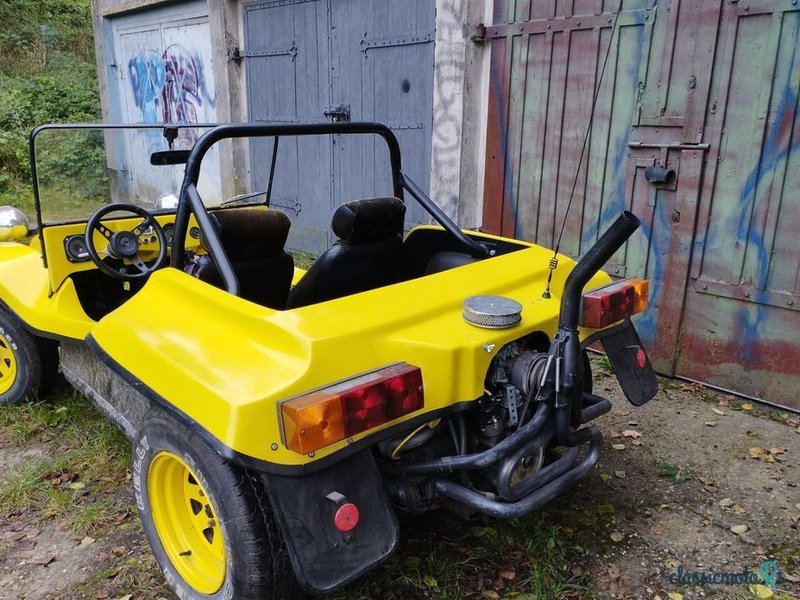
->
[0,307,57,405]
[133,414,302,600]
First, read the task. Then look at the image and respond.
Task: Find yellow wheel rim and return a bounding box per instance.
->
[148,452,226,594]
[0,332,18,394]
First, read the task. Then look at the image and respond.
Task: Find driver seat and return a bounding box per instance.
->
[192,207,294,309]
[286,197,406,309]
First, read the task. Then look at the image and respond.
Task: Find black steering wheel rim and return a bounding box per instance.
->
[85,203,167,281]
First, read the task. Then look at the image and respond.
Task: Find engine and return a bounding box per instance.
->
[380,334,557,514]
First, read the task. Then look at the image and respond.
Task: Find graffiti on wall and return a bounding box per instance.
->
[128,44,216,145]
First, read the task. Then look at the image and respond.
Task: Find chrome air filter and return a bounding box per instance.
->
[463,295,523,329]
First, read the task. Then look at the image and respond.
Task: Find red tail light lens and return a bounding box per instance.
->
[281,363,424,454]
[580,278,649,329]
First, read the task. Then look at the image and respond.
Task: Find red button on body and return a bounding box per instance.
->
[334,502,360,533]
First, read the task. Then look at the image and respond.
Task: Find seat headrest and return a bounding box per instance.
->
[207,207,290,260]
[331,197,406,244]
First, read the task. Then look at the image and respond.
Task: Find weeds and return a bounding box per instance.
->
[335,512,593,600]
[0,389,130,534]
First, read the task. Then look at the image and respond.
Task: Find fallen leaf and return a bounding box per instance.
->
[614,470,626,479]
[795,503,800,511]
[650,525,665,536]
[712,408,726,416]
[111,546,126,557]
[67,482,86,491]
[403,556,421,569]
[664,558,680,569]
[481,592,500,600]
[699,476,715,486]
[747,430,759,437]
[599,473,613,482]
[796,425,800,434]
[783,571,800,583]
[732,503,747,514]
[621,429,642,439]
[609,431,622,439]
[705,421,717,427]
[749,584,774,598]
[80,536,95,546]
[422,574,438,589]
[730,524,748,534]
[769,447,787,455]
[54,406,68,414]
[611,443,626,451]
[741,402,754,411]
[610,531,624,542]
[667,593,684,600]
[499,569,515,581]
[749,447,765,459]
[116,595,132,600]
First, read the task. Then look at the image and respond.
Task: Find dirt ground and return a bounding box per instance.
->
[0,366,798,600]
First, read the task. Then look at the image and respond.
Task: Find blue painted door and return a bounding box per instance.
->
[243,0,435,254]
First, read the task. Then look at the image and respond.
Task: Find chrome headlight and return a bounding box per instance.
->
[0,206,30,242]
[154,193,179,210]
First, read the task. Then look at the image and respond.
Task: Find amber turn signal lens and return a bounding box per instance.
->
[580,278,649,329]
[281,363,424,455]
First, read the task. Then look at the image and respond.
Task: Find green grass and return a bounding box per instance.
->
[0,388,130,534]
[334,514,593,600]
[291,250,317,270]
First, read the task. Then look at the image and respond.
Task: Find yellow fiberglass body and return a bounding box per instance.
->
[87,229,611,468]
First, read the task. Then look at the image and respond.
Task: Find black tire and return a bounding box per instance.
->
[133,413,304,600]
[0,307,58,405]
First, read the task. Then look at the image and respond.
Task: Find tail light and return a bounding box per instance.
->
[280,363,424,455]
[580,278,649,329]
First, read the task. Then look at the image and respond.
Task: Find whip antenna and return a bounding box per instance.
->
[542,2,623,299]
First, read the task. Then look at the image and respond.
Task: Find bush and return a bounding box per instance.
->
[0,0,99,213]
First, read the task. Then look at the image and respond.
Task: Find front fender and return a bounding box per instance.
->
[0,242,91,339]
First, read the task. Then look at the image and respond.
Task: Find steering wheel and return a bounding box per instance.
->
[85,203,167,281]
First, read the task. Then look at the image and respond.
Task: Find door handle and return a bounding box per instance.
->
[324,106,351,123]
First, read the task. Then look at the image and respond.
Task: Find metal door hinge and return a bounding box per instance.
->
[231,44,297,62]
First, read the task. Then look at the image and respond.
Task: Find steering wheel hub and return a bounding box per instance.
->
[109,231,140,258]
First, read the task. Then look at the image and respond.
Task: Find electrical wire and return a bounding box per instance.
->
[542,0,624,299]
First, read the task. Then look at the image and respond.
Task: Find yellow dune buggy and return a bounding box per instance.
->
[0,122,657,599]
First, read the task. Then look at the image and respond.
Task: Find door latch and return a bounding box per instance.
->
[324,105,351,123]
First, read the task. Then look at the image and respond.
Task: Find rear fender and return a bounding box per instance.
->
[261,450,398,592]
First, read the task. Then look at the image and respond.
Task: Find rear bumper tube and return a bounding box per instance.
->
[432,427,603,519]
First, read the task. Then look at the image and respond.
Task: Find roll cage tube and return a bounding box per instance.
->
[171,122,490,295]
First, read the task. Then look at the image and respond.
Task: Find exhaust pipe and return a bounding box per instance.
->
[541,211,641,447]
[559,210,641,330]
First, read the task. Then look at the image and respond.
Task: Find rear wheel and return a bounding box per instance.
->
[0,308,57,405]
[133,413,303,600]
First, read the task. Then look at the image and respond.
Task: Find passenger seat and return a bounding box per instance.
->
[286,197,406,309]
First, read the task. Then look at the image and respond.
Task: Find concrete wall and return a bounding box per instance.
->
[430,0,493,228]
